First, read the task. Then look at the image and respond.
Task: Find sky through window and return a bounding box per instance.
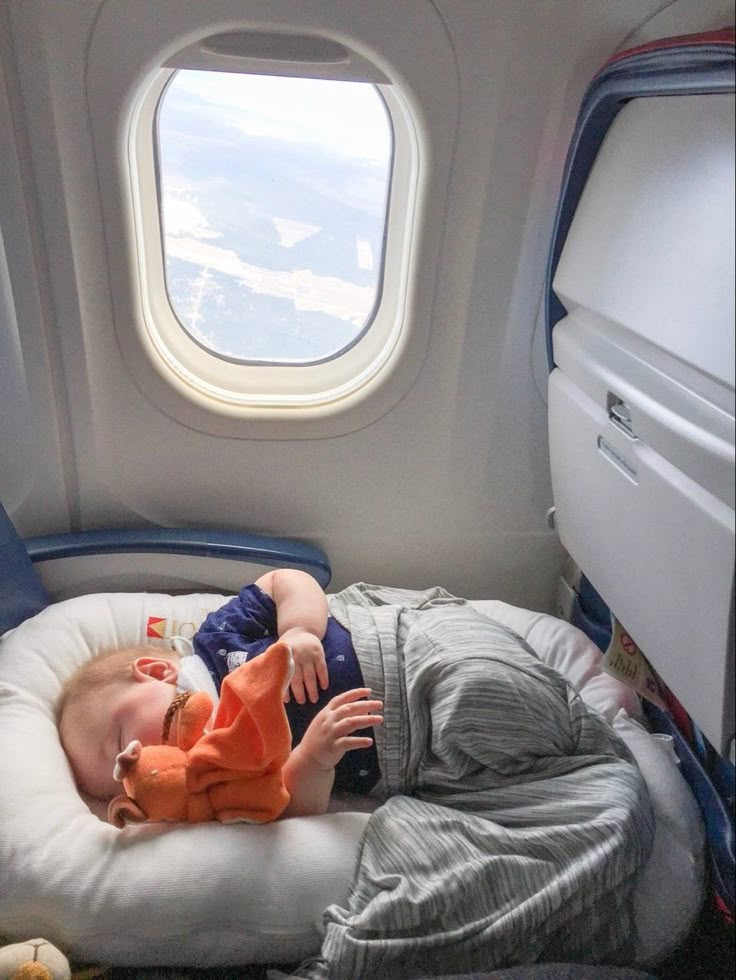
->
[157,70,393,363]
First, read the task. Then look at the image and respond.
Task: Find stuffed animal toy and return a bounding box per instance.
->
[108,641,294,827]
[0,938,70,980]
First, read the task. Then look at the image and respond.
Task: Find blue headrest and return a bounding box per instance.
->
[0,503,50,633]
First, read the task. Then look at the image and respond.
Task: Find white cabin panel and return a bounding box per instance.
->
[554,94,735,389]
[549,89,735,751]
[0,35,72,536]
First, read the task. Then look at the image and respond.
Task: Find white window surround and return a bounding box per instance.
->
[85,2,458,438]
[133,70,408,403]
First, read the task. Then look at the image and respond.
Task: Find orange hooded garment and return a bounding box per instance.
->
[108,641,293,827]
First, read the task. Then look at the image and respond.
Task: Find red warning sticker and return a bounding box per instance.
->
[146,616,167,639]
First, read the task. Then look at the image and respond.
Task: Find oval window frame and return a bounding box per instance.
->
[130,64,417,410]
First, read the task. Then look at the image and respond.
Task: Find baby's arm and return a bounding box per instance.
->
[281,688,383,817]
[255,569,329,704]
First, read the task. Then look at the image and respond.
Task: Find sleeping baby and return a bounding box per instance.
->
[58,568,652,816]
[57,569,384,817]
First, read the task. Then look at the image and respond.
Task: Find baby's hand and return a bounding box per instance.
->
[300,688,383,770]
[280,627,329,704]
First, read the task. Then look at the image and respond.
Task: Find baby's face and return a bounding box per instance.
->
[62,667,178,800]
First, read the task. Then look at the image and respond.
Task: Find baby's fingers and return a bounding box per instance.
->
[338,736,376,752]
[289,668,307,705]
[316,656,329,691]
[327,687,373,708]
[333,698,383,718]
[335,713,383,736]
[302,663,320,704]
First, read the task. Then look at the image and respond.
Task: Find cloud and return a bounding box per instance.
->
[169,70,392,165]
[163,194,221,241]
[166,236,374,325]
[272,216,321,248]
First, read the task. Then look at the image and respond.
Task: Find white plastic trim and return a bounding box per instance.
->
[131,74,411,405]
[85,1,459,438]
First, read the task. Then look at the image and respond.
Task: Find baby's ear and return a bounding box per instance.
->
[132,656,179,685]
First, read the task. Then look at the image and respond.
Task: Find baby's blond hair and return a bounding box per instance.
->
[57,644,179,723]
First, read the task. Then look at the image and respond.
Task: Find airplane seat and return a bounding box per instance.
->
[0,498,707,973]
[545,25,736,973]
[0,497,50,632]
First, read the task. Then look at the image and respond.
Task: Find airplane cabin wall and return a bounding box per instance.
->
[0,0,733,607]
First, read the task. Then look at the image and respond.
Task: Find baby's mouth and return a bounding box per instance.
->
[161,691,191,745]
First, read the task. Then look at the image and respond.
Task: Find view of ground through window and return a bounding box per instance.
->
[157,70,392,363]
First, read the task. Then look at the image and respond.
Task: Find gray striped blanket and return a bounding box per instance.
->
[288,585,654,979]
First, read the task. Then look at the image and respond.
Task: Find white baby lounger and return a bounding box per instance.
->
[0,585,705,970]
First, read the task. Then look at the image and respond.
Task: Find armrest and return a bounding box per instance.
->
[25,528,331,588]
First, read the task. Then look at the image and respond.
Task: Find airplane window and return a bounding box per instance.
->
[155,70,392,365]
